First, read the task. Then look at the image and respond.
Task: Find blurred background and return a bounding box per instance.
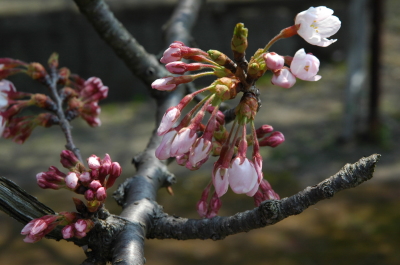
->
[0,0,399,264]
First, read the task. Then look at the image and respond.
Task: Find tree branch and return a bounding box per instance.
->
[147,154,381,240]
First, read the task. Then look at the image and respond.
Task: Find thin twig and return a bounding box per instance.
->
[45,67,83,162]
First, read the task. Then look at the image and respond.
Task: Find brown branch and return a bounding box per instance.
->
[147,154,380,240]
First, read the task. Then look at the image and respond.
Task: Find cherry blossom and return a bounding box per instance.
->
[295,6,341,47]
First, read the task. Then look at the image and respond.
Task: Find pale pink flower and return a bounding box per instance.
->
[212,166,230,197]
[263,52,284,70]
[74,219,87,233]
[157,107,180,136]
[290,49,321,81]
[271,67,296,88]
[196,200,208,218]
[155,130,177,160]
[65,172,79,189]
[188,138,212,168]
[151,77,176,91]
[228,157,258,195]
[170,127,197,157]
[295,6,341,47]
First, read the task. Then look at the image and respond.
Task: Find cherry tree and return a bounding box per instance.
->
[0,1,380,264]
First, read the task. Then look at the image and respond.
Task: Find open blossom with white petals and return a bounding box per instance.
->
[290,49,321,81]
[295,6,341,47]
[157,107,180,136]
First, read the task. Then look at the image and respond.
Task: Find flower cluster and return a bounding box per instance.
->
[0,54,109,143]
[22,151,122,243]
[37,150,122,212]
[152,6,340,217]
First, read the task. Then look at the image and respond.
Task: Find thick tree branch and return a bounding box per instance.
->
[73,0,204,264]
[147,154,380,240]
[73,0,167,91]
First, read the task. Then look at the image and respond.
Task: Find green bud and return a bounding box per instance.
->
[231,23,248,54]
[48,52,59,69]
[208,50,228,66]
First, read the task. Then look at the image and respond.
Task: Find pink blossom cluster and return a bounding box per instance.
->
[264,49,321,89]
[151,5,341,218]
[66,77,108,127]
[37,150,122,212]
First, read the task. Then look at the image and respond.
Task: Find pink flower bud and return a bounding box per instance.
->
[207,192,222,218]
[263,52,284,70]
[228,158,258,195]
[212,166,229,197]
[196,200,208,218]
[96,187,107,201]
[271,67,296,88]
[65,172,79,189]
[155,130,177,160]
[87,155,101,170]
[105,162,122,188]
[21,215,59,243]
[260,131,285,147]
[60,150,80,169]
[79,171,92,183]
[62,224,75,239]
[157,107,180,136]
[74,219,87,233]
[188,138,212,168]
[165,62,204,74]
[81,77,108,102]
[84,189,95,201]
[151,77,176,91]
[100,154,112,175]
[170,127,197,157]
[160,43,184,64]
[290,49,321,81]
[256,125,274,138]
[89,180,102,191]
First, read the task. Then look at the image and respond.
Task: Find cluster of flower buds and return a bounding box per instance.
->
[0,79,57,143]
[0,53,109,143]
[23,151,121,242]
[36,150,122,212]
[20,211,93,243]
[152,6,340,217]
[64,76,108,127]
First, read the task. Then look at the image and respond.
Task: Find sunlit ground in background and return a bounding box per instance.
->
[1,0,400,264]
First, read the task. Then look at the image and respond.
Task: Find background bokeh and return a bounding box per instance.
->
[0,0,399,264]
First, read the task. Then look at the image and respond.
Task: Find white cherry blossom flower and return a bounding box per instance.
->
[295,6,341,47]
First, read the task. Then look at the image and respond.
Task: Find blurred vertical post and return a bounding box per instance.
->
[341,0,369,142]
[368,0,384,140]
